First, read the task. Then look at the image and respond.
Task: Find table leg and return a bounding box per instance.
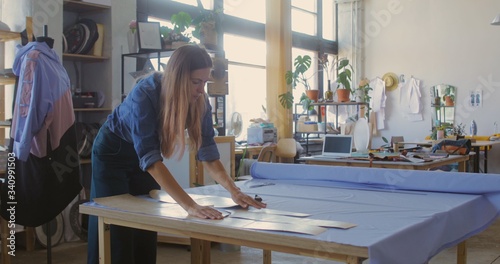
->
[483,148,488,173]
[263,249,272,264]
[457,160,466,172]
[457,240,467,264]
[98,217,110,264]
[474,147,480,173]
[25,227,35,251]
[191,238,210,264]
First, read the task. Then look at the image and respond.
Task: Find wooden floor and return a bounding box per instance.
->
[6,219,500,264]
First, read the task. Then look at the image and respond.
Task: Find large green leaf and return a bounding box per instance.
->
[294,55,311,75]
[171,12,192,33]
[279,92,294,109]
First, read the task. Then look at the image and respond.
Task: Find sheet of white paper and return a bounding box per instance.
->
[191,217,326,235]
[247,207,310,217]
[244,221,326,235]
[150,189,238,208]
[95,194,325,236]
[231,209,356,229]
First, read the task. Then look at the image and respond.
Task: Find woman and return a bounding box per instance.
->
[87,45,266,264]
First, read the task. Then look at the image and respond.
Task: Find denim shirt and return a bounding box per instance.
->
[107,72,219,171]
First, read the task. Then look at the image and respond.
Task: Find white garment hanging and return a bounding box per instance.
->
[400,77,423,121]
[371,78,385,112]
[369,78,386,130]
[408,77,421,114]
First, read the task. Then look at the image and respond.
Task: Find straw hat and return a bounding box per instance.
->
[382,72,399,91]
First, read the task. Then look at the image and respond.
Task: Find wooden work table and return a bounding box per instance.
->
[396,140,500,173]
[80,167,489,264]
[301,154,470,172]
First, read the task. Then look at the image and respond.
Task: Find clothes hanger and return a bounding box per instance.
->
[36,25,54,49]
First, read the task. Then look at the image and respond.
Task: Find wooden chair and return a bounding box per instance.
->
[257,145,276,162]
[391,136,405,152]
[275,138,297,163]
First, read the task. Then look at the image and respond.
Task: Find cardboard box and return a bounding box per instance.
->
[297,122,318,133]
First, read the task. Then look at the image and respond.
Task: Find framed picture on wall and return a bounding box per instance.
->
[137,21,162,51]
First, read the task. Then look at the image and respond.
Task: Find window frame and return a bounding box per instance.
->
[136,0,339,136]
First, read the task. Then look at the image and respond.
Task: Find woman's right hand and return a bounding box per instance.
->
[187,204,224,220]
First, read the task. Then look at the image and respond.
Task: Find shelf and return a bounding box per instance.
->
[79,158,91,165]
[311,101,369,106]
[63,53,109,61]
[63,0,110,13]
[0,30,20,42]
[74,107,112,112]
[122,49,223,59]
[294,101,367,155]
[0,76,15,85]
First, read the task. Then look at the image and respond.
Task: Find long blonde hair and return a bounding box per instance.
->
[159,45,213,159]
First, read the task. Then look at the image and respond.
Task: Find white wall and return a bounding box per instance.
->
[339,0,500,172]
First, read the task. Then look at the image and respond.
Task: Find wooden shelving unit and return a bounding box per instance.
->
[63,0,110,12]
[63,53,109,61]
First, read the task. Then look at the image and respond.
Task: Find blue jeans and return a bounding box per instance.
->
[87,122,160,264]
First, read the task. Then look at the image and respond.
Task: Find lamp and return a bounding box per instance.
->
[491,14,500,25]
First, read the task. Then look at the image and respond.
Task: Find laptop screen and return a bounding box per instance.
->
[322,135,353,157]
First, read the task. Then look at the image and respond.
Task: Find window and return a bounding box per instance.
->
[292,0,317,35]
[224,34,266,141]
[224,0,265,23]
[322,0,335,41]
[172,0,213,9]
[139,0,337,141]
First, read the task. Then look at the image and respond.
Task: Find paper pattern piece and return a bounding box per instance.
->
[94,194,326,235]
[189,216,326,236]
[150,189,238,208]
[94,194,191,219]
[151,189,313,217]
[231,210,356,229]
[247,207,310,217]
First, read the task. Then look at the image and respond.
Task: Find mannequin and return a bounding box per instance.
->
[36,25,54,48]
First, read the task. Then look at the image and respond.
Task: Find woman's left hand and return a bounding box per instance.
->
[231,189,267,209]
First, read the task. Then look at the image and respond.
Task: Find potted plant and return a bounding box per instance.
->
[160,11,192,49]
[191,0,222,50]
[451,123,466,139]
[431,125,448,140]
[356,78,372,118]
[334,58,353,102]
[279,54,318,109]
[442,85,455,107]
[318,55,353,102]
[299,93,314,113]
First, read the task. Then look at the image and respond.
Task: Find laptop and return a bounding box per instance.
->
[317,134,354,158]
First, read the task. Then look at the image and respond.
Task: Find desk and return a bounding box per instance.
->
[397,140,500,173]
[301,154,469,172]
[81,162,500,264]
[469,141,500,173]
[235,145,264,159]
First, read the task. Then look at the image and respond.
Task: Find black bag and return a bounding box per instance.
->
[431,139,471,155]
[0,123,82,227]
